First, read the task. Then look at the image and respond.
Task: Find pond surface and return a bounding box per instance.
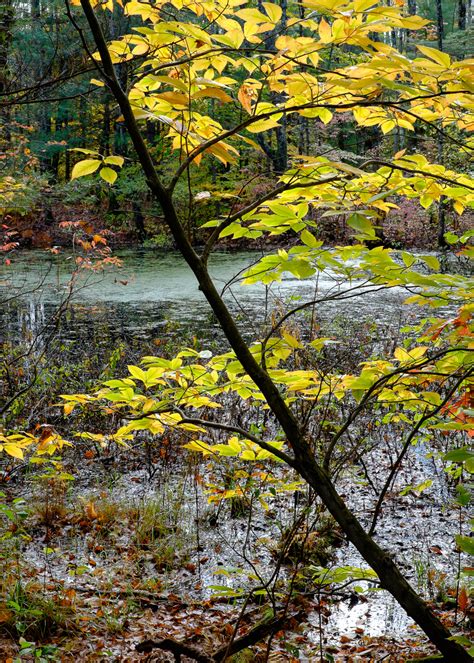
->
[1,248,416,348]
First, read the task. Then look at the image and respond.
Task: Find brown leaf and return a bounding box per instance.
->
[39,426,54,444]
[0,609,13,624]
[458,587,469,613]
[429,545,443,555]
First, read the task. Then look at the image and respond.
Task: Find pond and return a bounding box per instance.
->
[1,248,417,349]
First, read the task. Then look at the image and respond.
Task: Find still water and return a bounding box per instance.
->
[1,248,412,347]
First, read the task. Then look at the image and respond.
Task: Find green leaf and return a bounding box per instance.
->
[456,535,474,556]
[71,159,101,179]
[421,255,440,271]
[128,365,146,383]
[455,484,471,507]
[213,443,239,457]
[444,447,474,463]
[241,449,256,460]
[347,213,377,240]
[300,229,319,248]
[444,231,459,245]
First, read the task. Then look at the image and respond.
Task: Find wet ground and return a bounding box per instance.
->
[0,248,472,660]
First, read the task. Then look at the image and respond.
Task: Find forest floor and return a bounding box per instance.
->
[0,429,472,662]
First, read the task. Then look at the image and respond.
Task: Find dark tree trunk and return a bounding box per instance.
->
[459,0,467,29]
[436,0,444,50]
[31,0,40,20]
[0,0,14,145]
[0,0,14,72]
[132,201,147,243]
[100,98,112,156]
[146,119,157,145]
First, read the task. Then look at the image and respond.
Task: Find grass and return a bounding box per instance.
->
[0,582,75,640]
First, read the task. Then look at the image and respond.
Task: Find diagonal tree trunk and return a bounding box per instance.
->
[75,2,473,660]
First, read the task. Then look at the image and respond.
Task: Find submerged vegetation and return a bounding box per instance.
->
[1,0,474,660]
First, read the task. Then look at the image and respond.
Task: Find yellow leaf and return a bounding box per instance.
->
[241,449,256,460]
[71,159,101,180]
[152,75,189,93]
[318,108,333,124]
[381,120,396,134]
[246,116,281,133]
[213,29,244,49]
[319,18,332,43]
[3,444,24,460]
[156,91,189,106]
[132,43,150,56]
[402,15,429,29]
[354,0,379,10]
[99,167,117,185]
[282,331,302,349]
[103,155,124,167]
[64,403,75,416]
[263,2,282,23]
[236,7,269,23]
[394,346,427,362]
[206,142,238,165]
[417,45,451,68]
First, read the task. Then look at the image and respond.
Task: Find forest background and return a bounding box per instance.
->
[1,0,474,248]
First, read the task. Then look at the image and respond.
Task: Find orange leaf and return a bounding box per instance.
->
[458,587,468,613]
[64,402,75,416]
[238,84,253,114]
[39,427,54,444]
[85,502,98,520]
